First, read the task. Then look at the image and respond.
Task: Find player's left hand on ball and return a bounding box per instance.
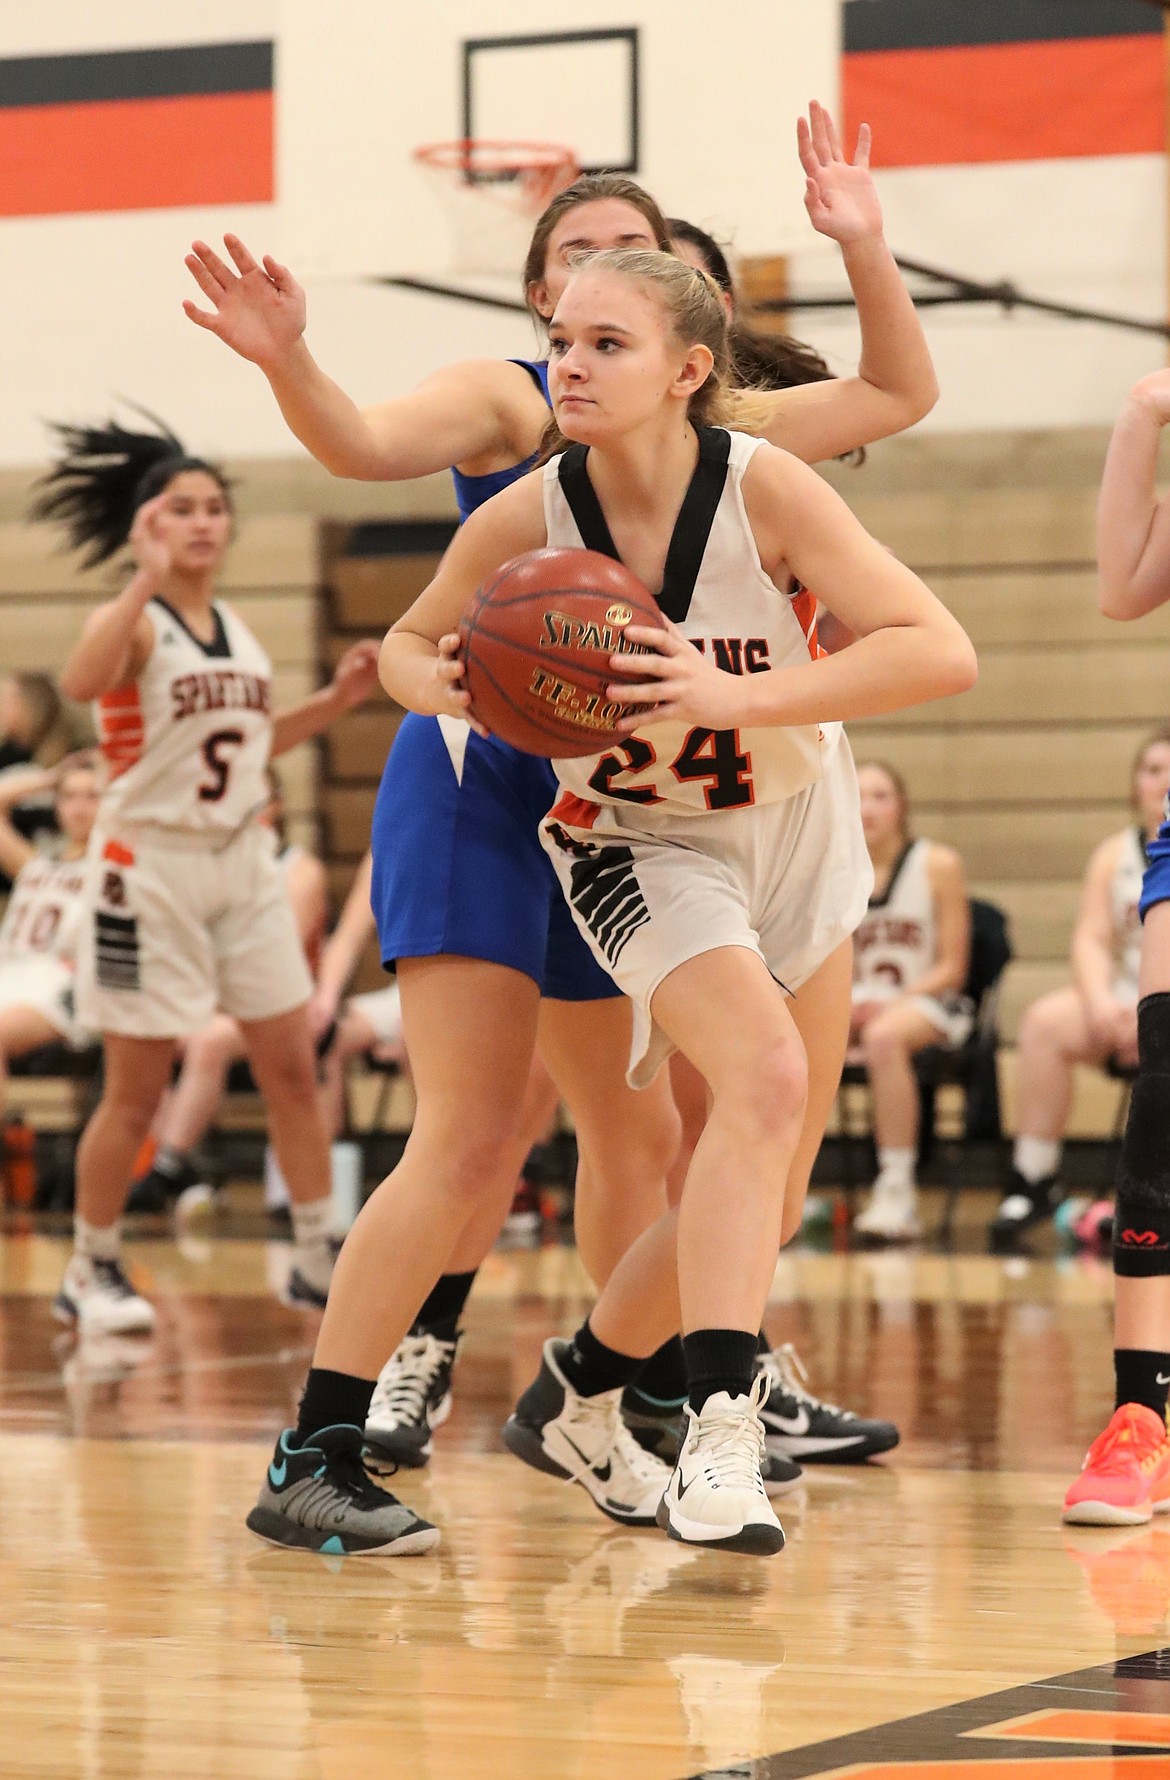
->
[607,620,746,731]
[331,640,381,709]
[798,100,881,245]
[433,634,488,736]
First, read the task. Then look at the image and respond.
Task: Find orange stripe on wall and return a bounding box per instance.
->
[0,88,273,216]
[844,36,1164,167]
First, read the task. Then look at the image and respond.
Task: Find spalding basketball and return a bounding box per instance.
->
[458,547,666,758]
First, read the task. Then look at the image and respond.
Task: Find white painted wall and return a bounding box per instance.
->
[787,152,1168,433]
[0,1,1164,470]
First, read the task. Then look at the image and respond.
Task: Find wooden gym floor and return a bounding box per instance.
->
[2,1216,1170,1779]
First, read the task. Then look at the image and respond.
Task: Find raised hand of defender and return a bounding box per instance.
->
[1131,367,1170,428]
[798,100,881,246]
[183,233,307,368]
[128,493,174,587]
[607,619,749,732]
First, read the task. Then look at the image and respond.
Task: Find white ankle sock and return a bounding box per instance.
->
[290,1194,335,1249]
[74,1216,121,1262]
[875,1149,916,1193]
[1013,1136,1061,1185]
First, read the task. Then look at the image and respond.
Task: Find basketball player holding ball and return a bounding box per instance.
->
[188,110,934,1544]
[36,419,379,1334]
[243,247,972,1557]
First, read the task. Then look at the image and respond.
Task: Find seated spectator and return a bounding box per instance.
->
[0,674,96,886]
[990,726,1170,1248]
[310,851,405,1133]
[0,755,100,1108]
[849,760,972,1243]
[129,770,327,1209]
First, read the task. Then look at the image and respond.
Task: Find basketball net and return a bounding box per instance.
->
[413,139,580,280]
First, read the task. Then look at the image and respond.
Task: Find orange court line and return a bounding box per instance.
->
[817,1758,1170,1779]
[843,36,1163,168]
[0,89,273,215]
[967,1707,1170,1748]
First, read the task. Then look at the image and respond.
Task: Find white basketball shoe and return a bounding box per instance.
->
[657,1373,786,1555]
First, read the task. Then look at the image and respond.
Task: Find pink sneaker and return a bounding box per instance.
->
[1063,1403,1170,1526]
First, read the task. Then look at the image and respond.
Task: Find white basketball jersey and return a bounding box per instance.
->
[95,598,273,831]
[853,838,935,999]
[1112,827,1146,1002]
[0,850,87,968]
[542,429,829,825]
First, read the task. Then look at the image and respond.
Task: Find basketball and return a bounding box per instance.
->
[458,546,666,757]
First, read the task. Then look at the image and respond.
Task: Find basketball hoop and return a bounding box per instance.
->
[413,139,580,279]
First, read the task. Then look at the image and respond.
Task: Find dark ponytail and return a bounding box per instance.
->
[30,409,231,567]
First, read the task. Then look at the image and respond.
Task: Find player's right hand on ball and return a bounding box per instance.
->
[183,233,307,368]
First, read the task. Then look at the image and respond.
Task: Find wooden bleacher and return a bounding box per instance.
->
[823,428,1168,1140]
[3,430,1162,1147]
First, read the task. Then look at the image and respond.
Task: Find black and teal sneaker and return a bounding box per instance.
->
[246,1424,440,1555]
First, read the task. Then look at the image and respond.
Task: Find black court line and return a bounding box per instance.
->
[843,0,1162,54]
[689,1647,1170,1777]
[0,41,273,109]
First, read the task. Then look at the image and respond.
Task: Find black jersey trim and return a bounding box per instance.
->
[867,838,916,910]
[153,597,232,660]
[556,427,732,624]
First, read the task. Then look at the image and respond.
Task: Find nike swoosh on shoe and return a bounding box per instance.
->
[762,1407,811,1436]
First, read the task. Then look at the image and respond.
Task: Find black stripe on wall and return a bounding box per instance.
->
[844,0,1163,54]
[0,40,273,110]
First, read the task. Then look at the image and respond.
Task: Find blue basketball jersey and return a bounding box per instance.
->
[450,360,550,521]
[371,355,620,1000]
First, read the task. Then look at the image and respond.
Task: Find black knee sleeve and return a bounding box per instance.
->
[1115,992,1170,1277]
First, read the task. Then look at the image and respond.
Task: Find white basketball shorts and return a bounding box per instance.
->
[76,822,312,1040]
[542,733,872,1086]
[0,957,93,1049]
[347,984,404,1052]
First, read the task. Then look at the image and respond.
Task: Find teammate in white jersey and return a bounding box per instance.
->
[993,728,1170,1249]
[250,248,973,1559]
[0,755,100,1109]
[129,768,329,1213]
[32,417,378,1336]
[846,760,972,1242]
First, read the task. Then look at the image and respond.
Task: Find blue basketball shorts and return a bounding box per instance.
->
[1140,816,1170,920]
[370,713,621,1001]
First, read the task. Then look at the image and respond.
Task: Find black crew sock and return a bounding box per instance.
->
[295,1367,376,1443]
[559,1319,645,1398]
[683,1328,761,1415]
[755,1330,771,1357]
[1114,1348,1170,1420]
[629,1335,688,1407]
[412,1270,477,1341]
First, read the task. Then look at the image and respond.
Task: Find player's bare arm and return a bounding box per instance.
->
[184,235,543,481]
[1097,369,1170,620]
[58,493,175,700]
[380,474,546,716]
[1073,834,1132,1047]
[270,641,380,758]
[611,445,975,729]
[903,846,970,999]
[744,102,938,465]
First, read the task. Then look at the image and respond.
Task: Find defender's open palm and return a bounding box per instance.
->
[183,233,307,368]
[798,100,881,245]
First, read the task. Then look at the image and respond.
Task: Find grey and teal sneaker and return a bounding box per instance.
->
[246,1424,440,1555]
